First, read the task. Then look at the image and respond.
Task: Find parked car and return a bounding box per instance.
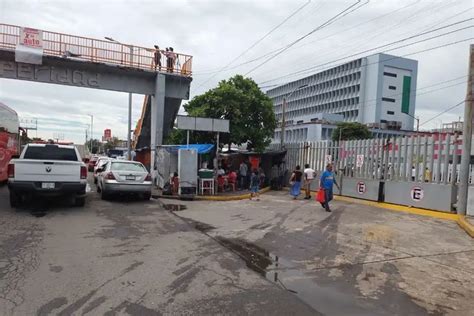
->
[8,143,87,207]
[93,157,111,184]
[96,160,152,200]
[88,155,99,172]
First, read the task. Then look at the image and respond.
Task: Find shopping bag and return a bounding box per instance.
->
[316,189,326,203]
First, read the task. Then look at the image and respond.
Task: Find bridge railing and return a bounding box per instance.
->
[0,23,192,76]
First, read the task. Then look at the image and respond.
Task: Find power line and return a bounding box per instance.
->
[271,1,468,75]
[194,0,312,91]
[244,0,369,76]
[193,0,421,76]
[258,24,473,86]
[419,100,466,127]
[193,1,470,80]
[279,77,467,119]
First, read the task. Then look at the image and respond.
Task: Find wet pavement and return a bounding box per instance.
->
[169,191,474,315]
[0,181,316,315]
[1,179,473,315]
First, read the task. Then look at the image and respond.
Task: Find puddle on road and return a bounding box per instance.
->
[215,237,376,316]
[162,204,188,211]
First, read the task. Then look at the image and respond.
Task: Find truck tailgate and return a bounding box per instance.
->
[14,160,82,182]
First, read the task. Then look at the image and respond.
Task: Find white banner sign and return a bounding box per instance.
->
[19,27,43,48]
[325,155,332,164]
[356,154,364,168]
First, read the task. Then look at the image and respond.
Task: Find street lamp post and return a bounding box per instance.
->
[88,114,93,153]
[280,84,308,149]
[105,36,134,160]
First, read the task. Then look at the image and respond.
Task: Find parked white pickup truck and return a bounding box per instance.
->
[7,143,88,207]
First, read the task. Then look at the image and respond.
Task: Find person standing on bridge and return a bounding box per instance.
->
[165,47,177,73]
[153,45,162,71]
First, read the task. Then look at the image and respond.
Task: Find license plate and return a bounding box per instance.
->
[125,175,135,180]
[41,182,55,189]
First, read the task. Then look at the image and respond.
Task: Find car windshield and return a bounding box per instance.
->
[111,162,145,172]
[24,146,78,161]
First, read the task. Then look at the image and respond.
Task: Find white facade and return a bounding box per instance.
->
[267,53,418,143]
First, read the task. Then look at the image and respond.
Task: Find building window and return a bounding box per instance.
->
[381,119,387,123]
[387,111,395,115]
[389,85,396,90]
[384,72,397,78]
[382,97,396,102]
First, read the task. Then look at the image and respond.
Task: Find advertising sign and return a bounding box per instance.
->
[19,27,43,48]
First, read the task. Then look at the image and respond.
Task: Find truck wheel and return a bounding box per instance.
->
[74,196,86,207]
[143,192,151,200]
[9,191,21,208]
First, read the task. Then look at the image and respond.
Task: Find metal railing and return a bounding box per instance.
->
[270,133,473,185]
[0,23,192,76]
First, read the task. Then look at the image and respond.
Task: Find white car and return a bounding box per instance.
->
[93,157,111,184]
[96,160,152,200]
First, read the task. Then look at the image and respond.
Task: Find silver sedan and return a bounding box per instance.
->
[96,160,152,200]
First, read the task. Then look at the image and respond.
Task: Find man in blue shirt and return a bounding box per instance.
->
[319,163,340,212]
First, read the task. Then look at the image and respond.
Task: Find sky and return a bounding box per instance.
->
[0,0,472,143]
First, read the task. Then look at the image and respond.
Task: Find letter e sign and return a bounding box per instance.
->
[410,186,424,202]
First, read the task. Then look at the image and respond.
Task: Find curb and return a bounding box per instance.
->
[299,188,474,238]
[457,215,474,238]
[333,195,459,221]
[194,187,271,201]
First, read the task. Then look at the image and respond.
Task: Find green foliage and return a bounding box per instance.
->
[331,122,372,142]
[103,137,120,152]
[85,138,102,154]
[167,75,276,152]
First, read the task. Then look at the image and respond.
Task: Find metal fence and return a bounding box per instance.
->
[270,133,472,185]
[0,23,193,76]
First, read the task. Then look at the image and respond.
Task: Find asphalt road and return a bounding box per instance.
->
[0,180,316,315]
[171,191,474,316]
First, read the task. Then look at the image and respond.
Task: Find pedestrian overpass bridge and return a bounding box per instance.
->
[0,23,193,172]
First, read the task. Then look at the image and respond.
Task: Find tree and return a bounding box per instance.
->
[85,139,102,154]
[103,137,120,152]
[167,75,277,152]
[331,122,372,142]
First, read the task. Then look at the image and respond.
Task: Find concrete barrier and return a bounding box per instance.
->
[341,177,381,201]
[384,182,456,213]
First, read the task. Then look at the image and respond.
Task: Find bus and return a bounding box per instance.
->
[0,102,20,182]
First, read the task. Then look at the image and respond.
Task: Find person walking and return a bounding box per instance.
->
[319,163,340,212]
[239,160,248,190]
[249,169,260,201]
[289,165,303,200]
[303,163,316,199]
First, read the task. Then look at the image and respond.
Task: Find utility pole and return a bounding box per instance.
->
[105,36,134,160]
[88,114,94,153]
[458,44,474,216]
[281,97,287,150]
[280,84,308,149]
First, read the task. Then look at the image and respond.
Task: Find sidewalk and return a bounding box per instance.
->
[152,186,271,201]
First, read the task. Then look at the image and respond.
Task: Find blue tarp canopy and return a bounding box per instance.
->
[164,144,214,154]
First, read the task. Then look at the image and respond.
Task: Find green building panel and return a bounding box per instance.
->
[401,76,411,114]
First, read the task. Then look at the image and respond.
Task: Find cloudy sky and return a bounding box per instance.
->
[0,0,472,143]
